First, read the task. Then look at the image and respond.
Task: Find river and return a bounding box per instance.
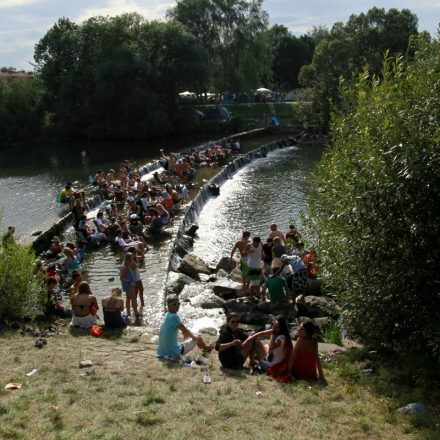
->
[1,133,309,326]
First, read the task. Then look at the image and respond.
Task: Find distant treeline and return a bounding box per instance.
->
[0,3,421,145]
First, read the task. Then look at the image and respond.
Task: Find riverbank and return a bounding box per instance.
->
[1,326,439,440]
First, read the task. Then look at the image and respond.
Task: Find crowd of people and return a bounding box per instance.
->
[38,140,240,329]
[157,223,325,383]
[29,138,325,384]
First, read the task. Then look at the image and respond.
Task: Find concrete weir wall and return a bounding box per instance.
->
[167,137,295,275]
[31,127,268,255]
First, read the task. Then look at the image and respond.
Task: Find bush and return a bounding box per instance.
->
[0,242,45,323]
[303,37,440,357]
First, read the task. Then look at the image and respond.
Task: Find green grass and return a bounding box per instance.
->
[0,328,439,439]
[323,322,343,346]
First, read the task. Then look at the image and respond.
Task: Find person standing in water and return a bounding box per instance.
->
[230,231,252,291]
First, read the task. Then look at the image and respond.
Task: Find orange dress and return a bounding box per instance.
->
[292,351,318,380]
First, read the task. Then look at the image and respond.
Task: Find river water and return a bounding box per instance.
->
[1,133,305,326]
[192,144,322,265]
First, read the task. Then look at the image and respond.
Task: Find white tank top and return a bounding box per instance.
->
[248,243,263,269]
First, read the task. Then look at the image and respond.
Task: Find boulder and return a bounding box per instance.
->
[174,241,188,258]
[297,316,331,330]
[240,311,272,326]
[212,279,247,300]
[198,327,218,336]
[257,300,297,320]
[223,299,255,314]
[180,234,194,248]
[165,273,195,295]
[199,273,218,283]
[215,257,237,273]
[216,269,229,278]
[178,254,211,280]
[201,297,226,309]
[185,224,199,237]
[297,295,341,319]
[229,266,243,283]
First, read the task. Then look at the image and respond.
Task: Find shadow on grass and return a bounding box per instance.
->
[331,348,440,440]
[220,366,250,380]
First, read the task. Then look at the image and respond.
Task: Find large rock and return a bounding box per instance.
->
[174,241,188,258]
[201,297,226,309]
[240,311,272,326]
[178,254,211,280]
[229,266,243,283]
[185,224,199,237]
[257,300,297,320]
[212,279,247,300]
[216,269,229,278]
[223,299,255,314]
[215,257,237,273]
[297,316,331,330]
[165,272,195,295]
[297,295,341,319]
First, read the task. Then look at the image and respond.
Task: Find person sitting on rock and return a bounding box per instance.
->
[261,268,292,303]
[288,321,326,383]
[281,254,307,303]
[215,312,263,370]
[157,294,213,360]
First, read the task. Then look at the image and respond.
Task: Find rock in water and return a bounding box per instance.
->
[215,257,237,273]
[165,273,195,295]
[178,254,211,280]
[185,224,199,237]
[31,230,42,237]
[212,279,247,299]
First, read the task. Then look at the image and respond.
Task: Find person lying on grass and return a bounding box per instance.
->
[157,294,213,360]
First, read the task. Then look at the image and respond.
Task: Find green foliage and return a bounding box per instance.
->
[0,77,45,146]
[268,25,315,90]
[300,7,419,126]
[0,242,45,323]
[303,37,440,358]
[322,322,343,346]
[34,14,207,140]
[169,0,271,92]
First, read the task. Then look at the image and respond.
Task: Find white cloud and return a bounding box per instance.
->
[77,0,173,22]
[0,0,44,8]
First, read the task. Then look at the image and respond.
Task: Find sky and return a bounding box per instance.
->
[0,0,439,70]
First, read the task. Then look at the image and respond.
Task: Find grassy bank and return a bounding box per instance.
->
[198,103,315,130]
[1,327,439,440]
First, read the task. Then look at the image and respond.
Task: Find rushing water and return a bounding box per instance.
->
[0,133,289,326]
[192,144,322,265]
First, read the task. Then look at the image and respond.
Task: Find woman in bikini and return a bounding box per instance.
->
[70,281,99,328]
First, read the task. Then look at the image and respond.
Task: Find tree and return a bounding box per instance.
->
[0,76,45,146]
[303,37,440,358]
[168,0,271,92]
[268,25,314,90]
[299,7,418,126]
[34,14,207,139]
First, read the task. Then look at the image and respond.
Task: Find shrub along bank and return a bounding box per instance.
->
[303,37,440,360]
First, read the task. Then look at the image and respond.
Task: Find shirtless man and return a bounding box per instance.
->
[230,231,252,291]
[268,224,285,242]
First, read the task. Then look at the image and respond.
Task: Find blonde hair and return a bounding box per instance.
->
[107,287,122,309]
[123,252,133,267]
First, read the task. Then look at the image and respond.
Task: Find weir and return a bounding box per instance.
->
[167,137,296,283]
[31,127,268,255]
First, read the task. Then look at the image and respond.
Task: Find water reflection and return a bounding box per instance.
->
[193,145,322,265]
